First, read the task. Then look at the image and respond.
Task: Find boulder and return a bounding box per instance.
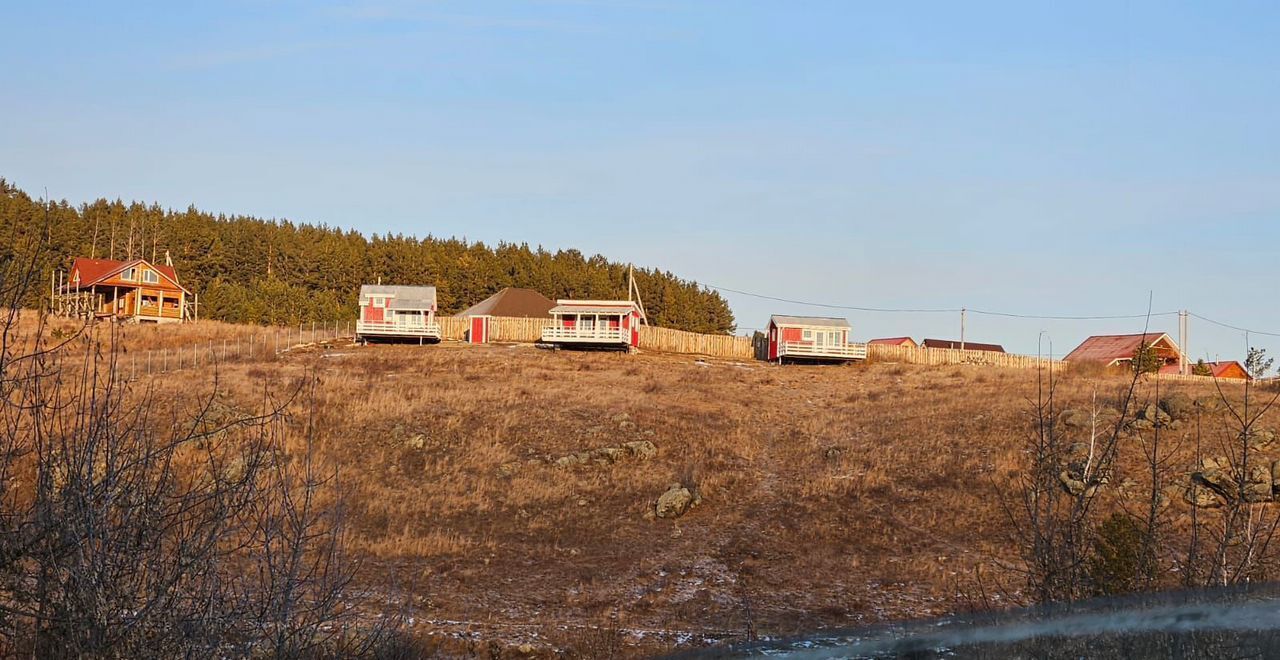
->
[1193,468,1237,501]
[591,447,626,463]
[498,462,522,478]
[1161,392,1195,421]
[1194,395,1223,412]
[405,433,427,450]
[1139,404,1172,428]
[1248,429,1277,450]
[1059,471,1088,497]
[1185,483,1223,508]
[1244,464,1274,503]
[623,441,658,461]
[656,486,695,519]
[555,454,587,469]
[1059,409,1089,430]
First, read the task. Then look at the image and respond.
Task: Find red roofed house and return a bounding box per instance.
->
[541,300,643,350]
[1161,361,1249,380]
[922,338,1006,353]
[1064,333,1183,369]
[868,337,918,348]
[56,257,192,323]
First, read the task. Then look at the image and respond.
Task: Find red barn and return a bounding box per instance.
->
[766,316,867,363]
[541,300,642,350]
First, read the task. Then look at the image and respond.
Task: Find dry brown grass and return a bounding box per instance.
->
[100,333,1272,654]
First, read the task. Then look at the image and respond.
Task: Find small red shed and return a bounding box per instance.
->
[541,300,643,349]
[766,315,867,363]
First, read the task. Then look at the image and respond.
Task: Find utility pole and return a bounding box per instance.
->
[960,308,966,350]
[1178,310,1190,375]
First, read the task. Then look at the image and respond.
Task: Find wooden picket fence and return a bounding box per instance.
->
[637,325,753,360]
[438,317,468,341]
[489,317,546,343]
[866,343,1060,370]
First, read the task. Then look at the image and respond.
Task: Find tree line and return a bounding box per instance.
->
[0,179,736,332]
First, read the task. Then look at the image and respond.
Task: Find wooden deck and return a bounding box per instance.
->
[541,325,629,345]
[779,340,868,360]
[356,320,442,339]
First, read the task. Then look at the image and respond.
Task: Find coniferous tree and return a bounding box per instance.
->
[0,180,735,332]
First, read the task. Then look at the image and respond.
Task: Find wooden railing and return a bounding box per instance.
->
[780,341,868,360]
[356,320,442,338]
[541,325,628,343]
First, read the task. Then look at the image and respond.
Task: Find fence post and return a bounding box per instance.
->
[163,348,167,373]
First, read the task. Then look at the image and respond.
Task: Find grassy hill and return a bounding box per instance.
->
[153,334,1274,655]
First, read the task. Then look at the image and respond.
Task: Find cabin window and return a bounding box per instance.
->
[802,329,812,341]
[121,267,137,281]
[371,297,385,308]
[141,294,159,307]
[142,269,159,284]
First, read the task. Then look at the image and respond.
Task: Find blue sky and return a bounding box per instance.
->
[3,1,1279,361]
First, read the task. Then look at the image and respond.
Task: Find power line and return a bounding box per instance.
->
[705,284,960,314]
[706,283,1178,322]
[968,308,1179,321]
[1189,312,1280,339]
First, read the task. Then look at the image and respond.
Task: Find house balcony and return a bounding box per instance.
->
[779,340,867,361]
[541,325,628,344]
[356,320,442,339]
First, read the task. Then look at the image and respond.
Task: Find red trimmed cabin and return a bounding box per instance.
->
[356,285,441,343]
[541,300,642,350]
[766,315,867,363]
[57,257,191,323]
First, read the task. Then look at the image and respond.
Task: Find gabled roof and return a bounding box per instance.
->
[455,287,555,318]
[1161,361,1250,380]
[769,315,851,329]
[869,337,916,346]
[359,284,437,310]
[550,300,639,315]
[69,257,187,293]
[922,338,1005,353]
[1064,333,1180,365]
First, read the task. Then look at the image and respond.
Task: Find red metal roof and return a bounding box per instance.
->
[868,337,916,346]
[922,338,1005,353]
[70,257,185,291]
[1064,333,1177,365]
[1161,361,1250,380]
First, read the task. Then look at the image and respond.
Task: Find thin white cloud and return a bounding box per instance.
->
[326,1,604,34]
